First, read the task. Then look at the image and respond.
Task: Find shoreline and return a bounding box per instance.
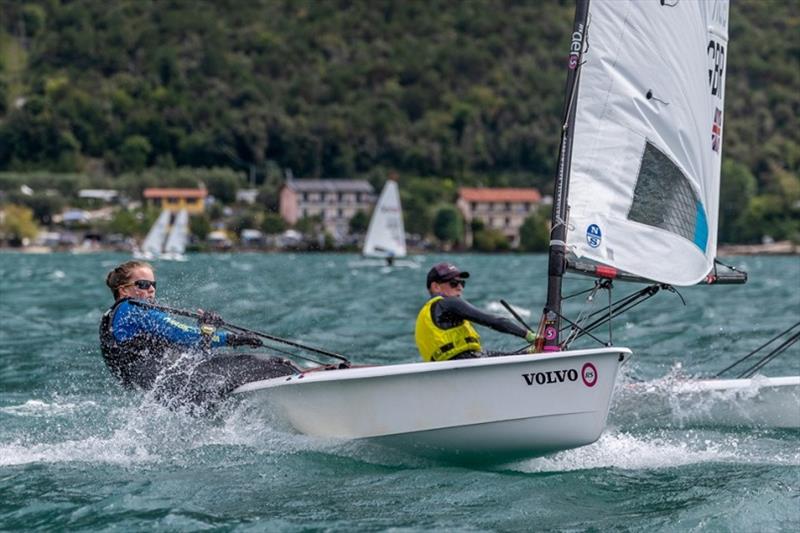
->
[2,241,798,256]
[717,241,799,256]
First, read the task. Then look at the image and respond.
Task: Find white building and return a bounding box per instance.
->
[279,179,375,238]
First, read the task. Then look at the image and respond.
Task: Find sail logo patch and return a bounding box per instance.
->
[568,23,585,70]
[581,362,598,387]
[711,108,722,152]
[586,224,602,248]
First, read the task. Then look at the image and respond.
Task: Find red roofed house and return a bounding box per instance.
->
[457,187,543,248]
[143,188,207,214]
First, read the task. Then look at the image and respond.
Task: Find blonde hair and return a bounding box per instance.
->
[106,260,154,300]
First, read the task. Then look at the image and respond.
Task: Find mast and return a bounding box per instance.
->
[541,0,590,351]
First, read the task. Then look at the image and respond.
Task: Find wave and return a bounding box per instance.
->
[486,301,531,319]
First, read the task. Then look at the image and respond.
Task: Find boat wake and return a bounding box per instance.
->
[506,428,800,473]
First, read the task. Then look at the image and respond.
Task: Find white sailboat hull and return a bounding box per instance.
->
[234,347,630,459]
[670,376,800,428]
[618,376,800,429]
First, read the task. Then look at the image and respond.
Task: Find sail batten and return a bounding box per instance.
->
[565,0,729,286]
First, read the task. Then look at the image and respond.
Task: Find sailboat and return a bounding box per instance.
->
[160,209,189,262]
[232,2,650,462]
[133,209,171,260]
[351,180,419,269]
[548,0,798,428]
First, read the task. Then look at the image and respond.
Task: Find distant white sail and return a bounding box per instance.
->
[163,209,189,256]
[140,210,171,257]
[565,0,729,285]
[363,180,407,258]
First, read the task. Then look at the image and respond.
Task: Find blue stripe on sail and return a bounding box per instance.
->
[693,201,708,252]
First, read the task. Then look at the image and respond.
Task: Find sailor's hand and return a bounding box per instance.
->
[227,333,263,348]
[525,330,538,343]
[525,344,538,354]
[198,309,225,327]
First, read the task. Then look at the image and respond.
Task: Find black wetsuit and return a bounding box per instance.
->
[430,297,528,359]
[99,299,299,408]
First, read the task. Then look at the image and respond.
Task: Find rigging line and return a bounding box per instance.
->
[500,299,533,331]
[607,278,613,346]
[560,284,660,336]
[562,285,599,300]
[714,320,800,377]
[253,340,326,367]
[737,331,800,379]
[576,284,661,325]
[545,306,609,348]
[578,290,660,337]
[127,299,352,364]
[714,257,743,273]
[564,281,604,347]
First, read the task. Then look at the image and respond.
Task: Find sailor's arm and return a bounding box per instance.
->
[438,297,536,340]
[114,302,228,347]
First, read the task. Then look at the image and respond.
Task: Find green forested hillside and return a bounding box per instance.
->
[0,0,798,243]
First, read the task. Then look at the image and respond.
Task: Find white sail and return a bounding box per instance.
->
[139,209,171,257]
[362,180,407,258]
[565,0,729,285]
[163,209,189,256]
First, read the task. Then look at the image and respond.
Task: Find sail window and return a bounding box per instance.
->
[627,142,709,252]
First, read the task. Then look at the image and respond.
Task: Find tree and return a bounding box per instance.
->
[108,209,139,236]
[261,212,287,235]
[190,213,211,240]
[348,210,369,234]
[432,205,462,245]
[519,211,550,252]
[0,204,39,244]
[719,160,756,244]
[119,135,152,172]
[473,227,510,252]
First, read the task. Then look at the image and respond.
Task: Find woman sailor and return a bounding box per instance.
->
[100,260,297,406]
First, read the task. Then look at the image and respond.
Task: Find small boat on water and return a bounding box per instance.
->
[161,209,189,262]
[134,209,189,261]
[236,348,629,460]
[235,0,795,457]
[350,179,419,269]
[134,209,171,260]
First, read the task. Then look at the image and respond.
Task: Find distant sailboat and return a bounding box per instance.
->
[161,209,189,261]
[134,210,171,260]
[355,180,418,268]
[134,209,189,261]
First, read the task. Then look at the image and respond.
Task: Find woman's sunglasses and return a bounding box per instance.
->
[448,279,466,288]
[125,279,157,290]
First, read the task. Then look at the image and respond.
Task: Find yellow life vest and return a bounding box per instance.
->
[415,296,481,361]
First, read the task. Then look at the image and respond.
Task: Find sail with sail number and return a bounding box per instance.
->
[564,0,729,286]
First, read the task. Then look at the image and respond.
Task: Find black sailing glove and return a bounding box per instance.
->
[198,310,225,327]
[227,333,263,348]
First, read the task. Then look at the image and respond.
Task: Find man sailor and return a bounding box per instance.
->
[415,262,538,361]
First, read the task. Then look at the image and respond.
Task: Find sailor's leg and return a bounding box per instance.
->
[186,354,301,403]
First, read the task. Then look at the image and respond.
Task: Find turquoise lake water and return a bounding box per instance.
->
[1,252,798,531]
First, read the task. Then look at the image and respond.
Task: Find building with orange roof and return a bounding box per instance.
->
[457,187,544,248]
[143,188,207,214]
